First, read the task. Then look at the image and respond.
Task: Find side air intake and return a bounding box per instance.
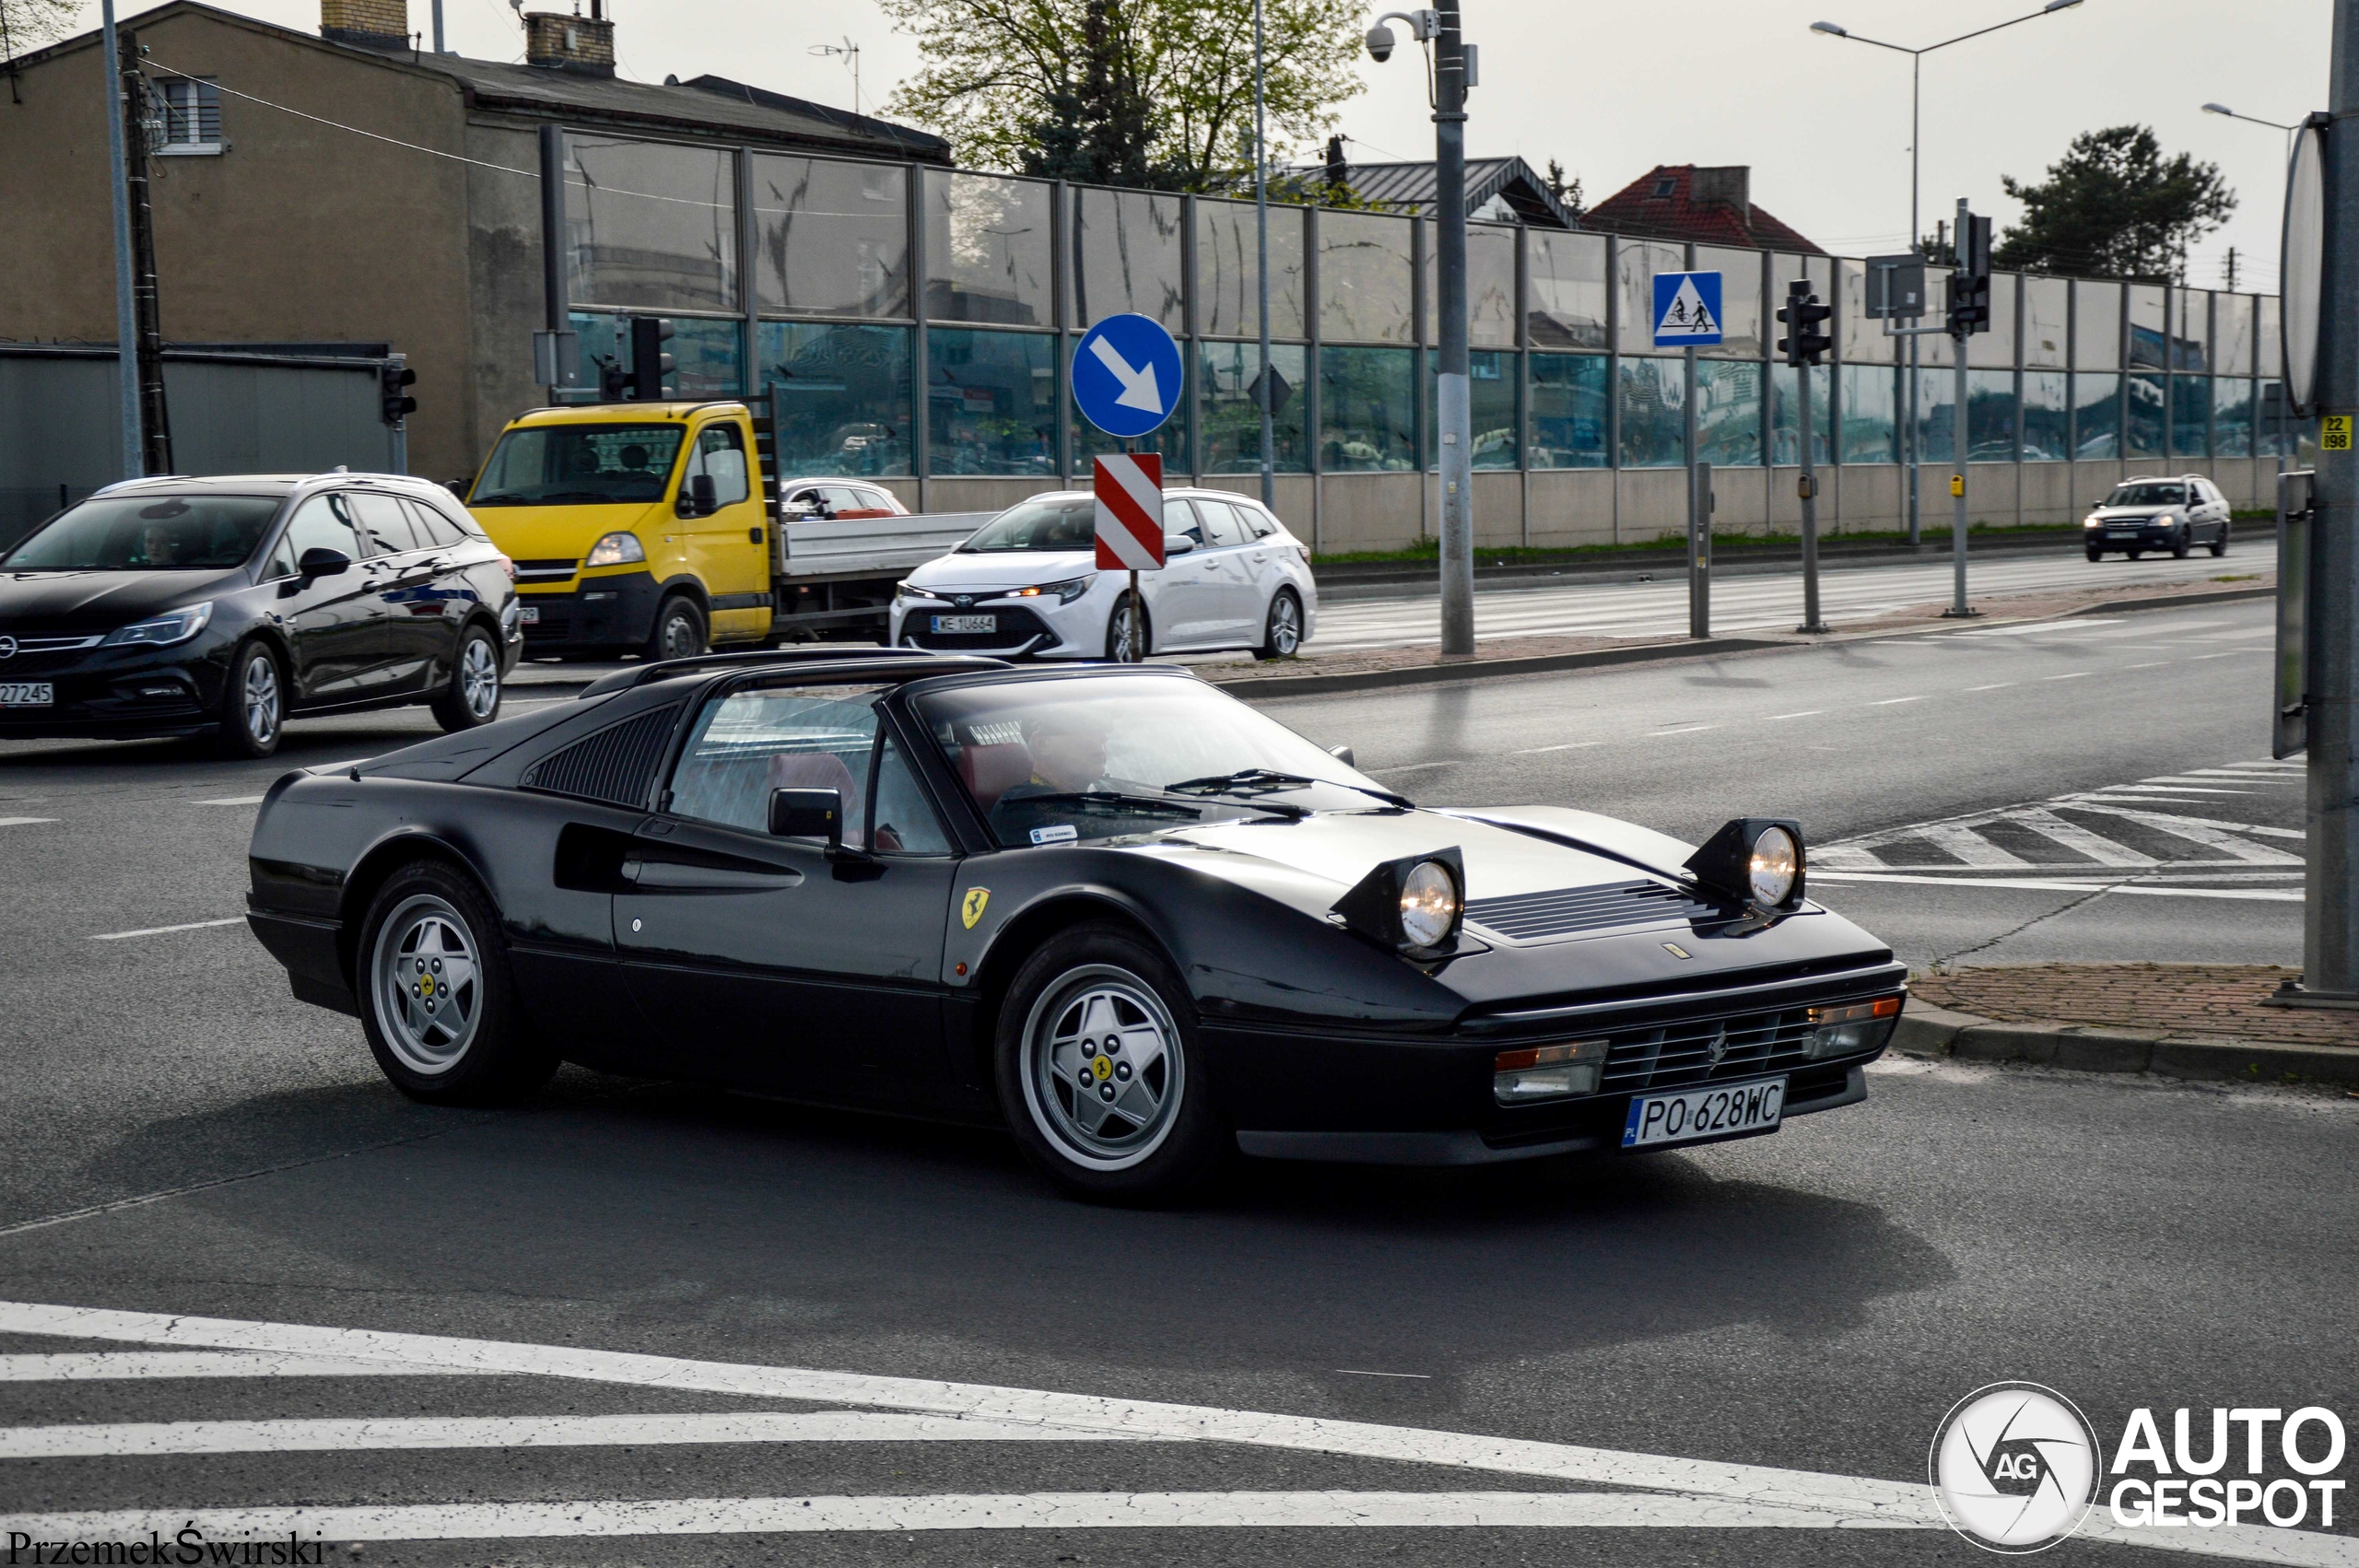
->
[520,704,682,807]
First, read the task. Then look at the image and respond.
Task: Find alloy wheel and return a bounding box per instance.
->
[1020,965,1184,1170]
[460,636,499,719]
[371,894,482,1076]
[1267,593,1302,656]
[242,652,281,747]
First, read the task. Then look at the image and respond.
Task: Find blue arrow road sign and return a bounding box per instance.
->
[1652,271,1723,347]
[1072,313,1183,439]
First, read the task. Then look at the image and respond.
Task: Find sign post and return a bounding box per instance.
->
[1071,312,1183,662]
[1655,272,1721,640]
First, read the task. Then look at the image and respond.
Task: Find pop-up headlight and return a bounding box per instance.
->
[1684,818,1806,911]
[1332,846,1465,958]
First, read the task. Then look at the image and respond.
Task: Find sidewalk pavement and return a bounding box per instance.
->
[1896,964,2359,1088]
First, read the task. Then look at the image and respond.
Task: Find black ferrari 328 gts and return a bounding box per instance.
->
[246,649,1908,1199]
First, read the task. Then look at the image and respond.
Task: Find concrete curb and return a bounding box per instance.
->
[1892,1002,2359,1087]
[2063,585,2273,616]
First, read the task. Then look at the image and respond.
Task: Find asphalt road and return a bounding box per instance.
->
[0,594,2348,1566]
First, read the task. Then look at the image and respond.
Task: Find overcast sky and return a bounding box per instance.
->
[84,0,2328,290]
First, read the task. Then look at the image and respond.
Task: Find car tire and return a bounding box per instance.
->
[2171,529,2190,560]
[213,638,285,760]
[2085,548,2105,563]
[356,859,555,1106]
[2211,527,2229,558]
[995,923,1227,1204]
[2128,549,2143,560]
[642,594,707,664]
[429,623,503,732]
[1253,590,1304,661]
[1104,594,1151,661]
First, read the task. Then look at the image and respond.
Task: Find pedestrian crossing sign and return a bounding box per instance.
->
[1652,271,1723,346]
[2324,415,2352,451]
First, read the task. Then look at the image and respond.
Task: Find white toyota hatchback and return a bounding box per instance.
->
[889,488,1318,661]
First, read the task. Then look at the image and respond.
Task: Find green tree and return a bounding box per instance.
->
[1992,124,2236,282]
[877,0,1366,191]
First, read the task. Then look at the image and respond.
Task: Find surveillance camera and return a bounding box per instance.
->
[1365,22,1395,62]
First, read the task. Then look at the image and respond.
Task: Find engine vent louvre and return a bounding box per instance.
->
[1464,880,1719,941]
[521,703,682,807]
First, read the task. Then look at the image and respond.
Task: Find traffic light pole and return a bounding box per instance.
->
[1797,372,1826,635]
[1942,198,1988,620]
[1777,278,1834,634]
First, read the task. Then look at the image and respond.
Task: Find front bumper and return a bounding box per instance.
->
[518,570,662,652]
[1217,965,1907,1166]
[891,596,1077,656]
[2086,519,2183,550]
[0,635,225,739]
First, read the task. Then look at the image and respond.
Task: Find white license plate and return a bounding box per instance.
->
[933,614,996,634]
[1622,1076,1786,1150]
[0,683,53,708]
[519,604,541,626]
[2107,529,2138,537]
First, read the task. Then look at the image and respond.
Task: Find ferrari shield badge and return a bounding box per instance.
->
[961,887,991,930]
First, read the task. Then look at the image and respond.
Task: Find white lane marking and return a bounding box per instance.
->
[1949,618,2123,638]
[1649,725,1714,736]
[0,1411,1147,1458]
[2009,808,2159,868]
[0,817,59,828]
[1870,696,1923,706]
[1335,1371,1431,1380]
[194,796,265,806]
[2040,671,2091,681]
[1367,760,1459,773]
[0,1352,482,1382]
[0,1492,1902,1544]
[2192,650,2259,660]
[2061,805,2306,860]
[2107,784,2251,795]
[1764,710,1824,721]
[88,918,244,942]
[1512,743,1600,755]
[1964,683,2015,692]
[1809,872,2303,902]
[2124,661,2174,669]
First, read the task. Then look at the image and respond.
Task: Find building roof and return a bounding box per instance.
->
[1327,156,1579,229]
[7,1,946,163]
[1582,165,1823,254]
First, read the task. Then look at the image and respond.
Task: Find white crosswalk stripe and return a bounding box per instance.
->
[1309,550,2256,653]
[0,1299,2349,1561]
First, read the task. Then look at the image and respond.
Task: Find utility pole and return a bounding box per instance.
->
[118,29,170,476]
[1253,0,1273,509]
[1433,0,1473,656]
[2296,0,2359,1002]
[100,0,140,480]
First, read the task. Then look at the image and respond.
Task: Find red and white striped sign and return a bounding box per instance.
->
[1093,454,1166,570]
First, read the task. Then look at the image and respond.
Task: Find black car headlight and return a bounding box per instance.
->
[1805,996,1903,1059]
[1684,818,1805,911]
[100,601,213,648]
[1332,847,1464,958]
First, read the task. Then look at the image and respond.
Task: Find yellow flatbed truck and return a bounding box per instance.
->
[463,398,992,659]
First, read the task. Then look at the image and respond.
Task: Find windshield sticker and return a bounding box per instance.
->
[1030,825,1080,846]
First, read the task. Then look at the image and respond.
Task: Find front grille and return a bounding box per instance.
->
[2,635,103,654]
[514,558,577,582]
[904,605,1050,649]
[1599,1006,1821,1094]
[1465,879,1719,941]
[521,703,682,806]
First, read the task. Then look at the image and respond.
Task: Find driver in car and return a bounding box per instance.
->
[140,520,185,568]
[988,708,1116,844]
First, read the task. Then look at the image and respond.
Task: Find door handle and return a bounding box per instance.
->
[623,857,804,892]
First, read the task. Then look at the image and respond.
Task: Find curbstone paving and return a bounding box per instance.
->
[1892,999,2359,1087]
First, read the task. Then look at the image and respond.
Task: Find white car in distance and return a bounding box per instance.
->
[889,489,1317,661]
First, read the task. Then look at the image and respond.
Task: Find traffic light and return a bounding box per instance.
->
[1775,279,1833,368]
[1948,212,1993,339]
[628,316,676,401]
[379,358,417,425]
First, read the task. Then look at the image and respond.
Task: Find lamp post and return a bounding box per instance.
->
[1367,6,1474,657]
[100,0,140,480]
[2203,101,2300,470]
[1255,0,1273,510]
[1810,0,2084,545]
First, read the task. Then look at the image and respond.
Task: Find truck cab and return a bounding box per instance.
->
[464,402,772,659]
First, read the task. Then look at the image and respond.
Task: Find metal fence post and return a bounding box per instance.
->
[908,163,930,511]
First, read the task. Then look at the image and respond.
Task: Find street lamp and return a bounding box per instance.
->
[1367,5,1476,657]
[2202,100,2303,468]
[1811,0,2086,544]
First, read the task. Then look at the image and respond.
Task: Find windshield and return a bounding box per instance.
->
[959,496,1095,553]
[2106,483,2187,509]
[471,424,687,507]
[2,494,282,572]
[915,675,1396,848]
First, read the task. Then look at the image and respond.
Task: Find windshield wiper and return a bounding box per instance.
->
[1005,790,1203,819]
[1168,767,1412,810]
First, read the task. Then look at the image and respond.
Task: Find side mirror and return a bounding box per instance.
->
[1328,743,1356,768]
[297,546,352,579]
[445,479,471,500]
[769,786,843,846]
[1164,533,1197,555]
[680,474,719,517]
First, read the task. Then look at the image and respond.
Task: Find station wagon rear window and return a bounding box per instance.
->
[471,425,687,507]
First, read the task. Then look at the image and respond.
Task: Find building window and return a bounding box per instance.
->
[157,77,223,155]
[756,322,913,477]
[927,327,1058,477]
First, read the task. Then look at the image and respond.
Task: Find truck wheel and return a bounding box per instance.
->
[643,595,706,663]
